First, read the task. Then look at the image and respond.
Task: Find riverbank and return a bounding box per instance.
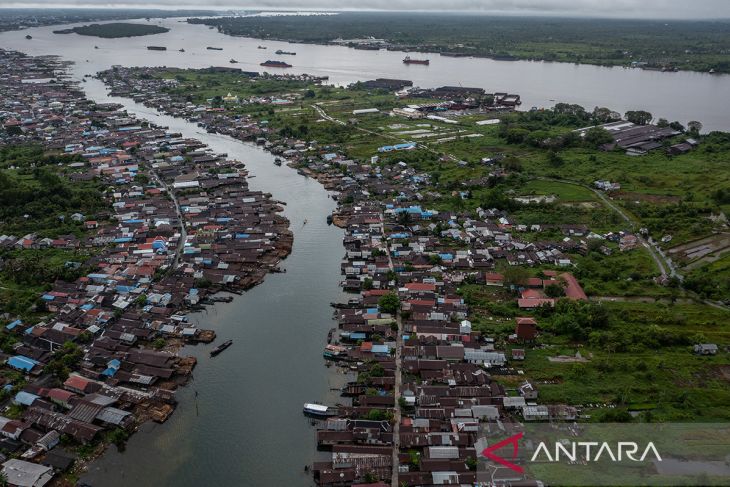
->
[187,13,730,75]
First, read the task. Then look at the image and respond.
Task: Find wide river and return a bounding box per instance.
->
[2,17,730,131]
[1,16,730,486]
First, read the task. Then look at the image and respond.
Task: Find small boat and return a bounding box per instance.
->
[94,46,99,49]
[326,214,333,225]
[229,59,238,64]
[210,339,233,357]
[273,158,282,166]
[179,48,185,52]
[147,46,167,51]
[303,403,337,417]
[403,56,429,65]
[25,35,32,40]
[258,45,267,49]
[207,46,223,51]
[275,49,296,55]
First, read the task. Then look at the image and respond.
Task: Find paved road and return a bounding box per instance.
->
[150,169,187,270]
[383,213,403,487]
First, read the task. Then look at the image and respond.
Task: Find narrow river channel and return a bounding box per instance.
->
[72,81,348,486]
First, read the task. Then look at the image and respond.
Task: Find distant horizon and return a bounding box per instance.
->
[2,3,730,21]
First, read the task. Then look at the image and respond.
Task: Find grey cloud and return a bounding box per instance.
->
[4,0,730,19]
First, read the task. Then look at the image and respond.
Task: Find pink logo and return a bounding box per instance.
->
[481,432,524,473]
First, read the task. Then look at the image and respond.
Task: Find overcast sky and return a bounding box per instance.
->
[3,0,730,20]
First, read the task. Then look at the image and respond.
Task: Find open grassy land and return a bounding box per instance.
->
[189,13,730,73]
[462,284,730,421]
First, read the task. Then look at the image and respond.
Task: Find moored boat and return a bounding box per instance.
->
[303,403,337,417]
[210,339,233,357]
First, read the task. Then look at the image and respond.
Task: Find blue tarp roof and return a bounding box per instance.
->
[371,345,391,354]
[113,237,133,243]
[14,391,39,406]
[349,332,367,340]
[7,356,40,372]
[6,319,22,331]
[235,233,250,239]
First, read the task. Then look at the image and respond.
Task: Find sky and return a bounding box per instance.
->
[2,0,730,20]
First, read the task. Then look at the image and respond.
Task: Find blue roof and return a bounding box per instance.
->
[14,391,39,406]
[7,356,40,372]
[81,304,94,311]
[371,345,390,354]
[349,332,367,340]
[367,308,379,314]
[439,253,454,260]
[6,319,22,331]
[113,237,133,243]
[235,233,250,239]
[41,294,55,301]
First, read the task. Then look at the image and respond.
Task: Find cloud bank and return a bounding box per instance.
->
[2,0,730,19]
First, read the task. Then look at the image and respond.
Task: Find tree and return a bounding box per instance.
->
[687,120,703,135]
[625,110,653,125]
[503,266,530,287]
[378,292,400,314]
[592,106,619,124]
[583,127,613,147]
[544,283,566,298]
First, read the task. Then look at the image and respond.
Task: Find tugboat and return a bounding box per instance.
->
[403,56,429,65]
[179,48,186,52]
[210,339,233,357]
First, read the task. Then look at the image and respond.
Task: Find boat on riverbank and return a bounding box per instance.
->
[275,49,296,55]
[303,403,337,417]
[403,56,429,65]
[210,339,233,357]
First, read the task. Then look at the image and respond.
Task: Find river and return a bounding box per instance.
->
[2,17,730,131]
[1,15,729,486]
[71,84,350,486]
